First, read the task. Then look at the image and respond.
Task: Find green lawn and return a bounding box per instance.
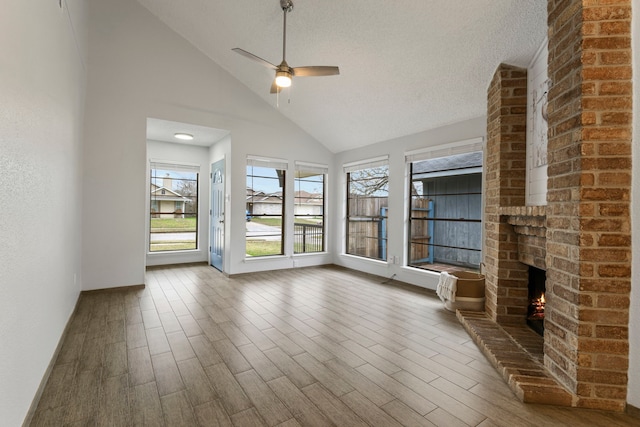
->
[246,240,282,257]
[151,217,196,231]
[251,217,322,226]
[293,243,323,253]
[245,241,322,256]
[150,241,196,252]
[294,218,323,225]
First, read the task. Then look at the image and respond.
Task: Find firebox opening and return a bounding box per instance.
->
[527,266,546,336]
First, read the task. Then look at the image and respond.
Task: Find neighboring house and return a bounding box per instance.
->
[293,190,323,217]
[246,188,322,217]
[150,183,188,218]
[246,188,283,216]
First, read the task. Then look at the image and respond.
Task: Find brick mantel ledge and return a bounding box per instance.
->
[499,205,546,217]
[500,206,546,233]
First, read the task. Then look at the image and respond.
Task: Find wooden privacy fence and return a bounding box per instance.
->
[347,196,434,261]
[409,198,434,263]
[347,197,433,264]
[348,189,482,267]
[347,195,387,259]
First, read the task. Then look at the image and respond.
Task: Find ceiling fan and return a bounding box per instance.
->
[232,0,340,94]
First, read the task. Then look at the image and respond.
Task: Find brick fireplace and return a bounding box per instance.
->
[460,0,632,412]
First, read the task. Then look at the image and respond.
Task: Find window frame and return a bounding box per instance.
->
[149,161,200,253]
[344,156,389,261]
[405,138,484,271]
[294,162,327,255]
[245,156,288,258]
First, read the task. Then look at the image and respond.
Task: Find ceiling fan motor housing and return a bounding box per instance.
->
[280,0,293,12]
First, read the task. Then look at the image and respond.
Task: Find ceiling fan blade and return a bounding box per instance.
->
[232,48,277,70]
[270,80,282,94]
[292,66,340,77]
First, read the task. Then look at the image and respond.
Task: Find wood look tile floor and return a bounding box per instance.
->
[30,264,638,426]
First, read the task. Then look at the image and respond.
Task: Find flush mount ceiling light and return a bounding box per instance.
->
[174,133,194,141]
[232,0,339,93]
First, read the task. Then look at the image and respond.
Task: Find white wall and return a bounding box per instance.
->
[629,0,640,410]
[0,0,86,424]
[82,0,333,289]
[526,38,549,206]
[332,117,487,290]
[146,139,211,266]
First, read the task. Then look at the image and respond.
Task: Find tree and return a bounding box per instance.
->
[176,180,197,214]
[348,166,389,196]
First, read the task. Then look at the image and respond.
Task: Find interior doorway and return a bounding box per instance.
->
[145,117,230,268]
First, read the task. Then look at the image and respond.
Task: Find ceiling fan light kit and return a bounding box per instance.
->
[233,0,339,94]
[275,67,292,88]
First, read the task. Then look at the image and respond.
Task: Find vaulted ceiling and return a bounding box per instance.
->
[137,0,547,153]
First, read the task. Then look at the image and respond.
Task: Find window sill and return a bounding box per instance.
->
[293,251,328,257]
[147,249,199,256]
[341,253,388,265]
[244,255,289,262]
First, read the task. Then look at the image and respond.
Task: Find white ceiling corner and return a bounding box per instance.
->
[137,0,547,153]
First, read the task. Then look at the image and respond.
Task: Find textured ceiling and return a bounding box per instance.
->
[137,0,547,153]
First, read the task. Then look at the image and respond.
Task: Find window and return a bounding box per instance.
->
[294,162,327,254]
[246,156,287,257]
[149,162,199,252]
[345,157,389,261]
[406,140,483,271]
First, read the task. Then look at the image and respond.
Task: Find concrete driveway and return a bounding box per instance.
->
[246,221,281,241]
[150,232,195,242]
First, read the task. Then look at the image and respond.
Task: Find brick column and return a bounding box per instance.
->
[546,0,631,411]
[483,64,529,324]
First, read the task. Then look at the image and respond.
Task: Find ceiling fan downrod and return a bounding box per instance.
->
[280,0,293,63]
